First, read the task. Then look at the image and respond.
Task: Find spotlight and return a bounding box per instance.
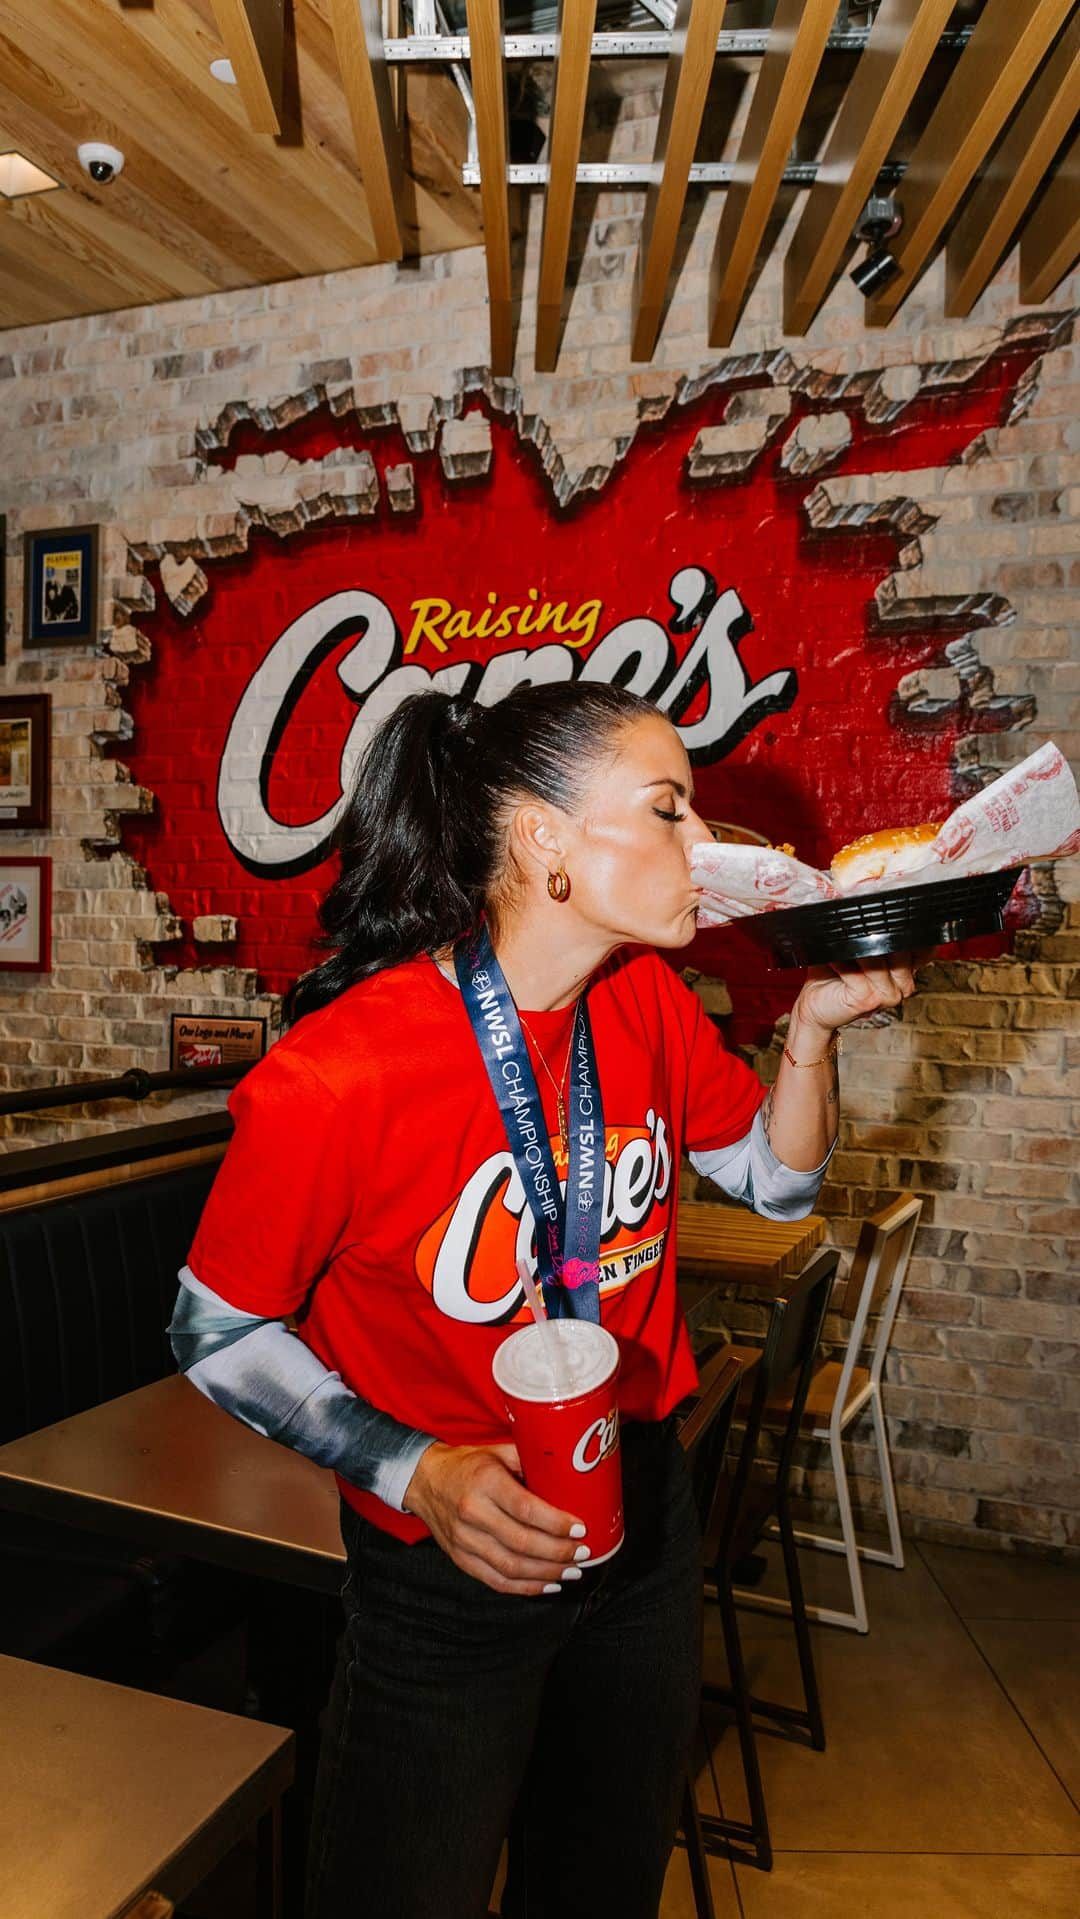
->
[508,116,546,166]
[849,191,903,298]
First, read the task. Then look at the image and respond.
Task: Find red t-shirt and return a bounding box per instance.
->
[189,947,765,1540]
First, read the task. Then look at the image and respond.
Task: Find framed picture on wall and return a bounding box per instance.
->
[23,524,100,646]
[169,1013,268,1073]
[0,856,51,972]
[0,694,50,829]
[1,514,6,666]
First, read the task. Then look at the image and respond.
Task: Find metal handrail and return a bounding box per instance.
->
[0,1061,251,1118]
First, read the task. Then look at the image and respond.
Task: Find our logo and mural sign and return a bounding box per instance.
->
[122,346,1042,1036]
[217,570,795,874]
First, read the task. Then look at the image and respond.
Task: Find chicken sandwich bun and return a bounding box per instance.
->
[830,822,941,890]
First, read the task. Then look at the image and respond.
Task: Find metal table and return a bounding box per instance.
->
[0,1374,345,1593]
[0,1652,292,1919]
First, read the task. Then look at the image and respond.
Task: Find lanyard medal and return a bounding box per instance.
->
[454,925,604,1323]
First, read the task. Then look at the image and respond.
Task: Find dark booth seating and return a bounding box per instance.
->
[0,1136,225,1666]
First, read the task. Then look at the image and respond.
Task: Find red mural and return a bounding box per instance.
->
[121,347,1041,1045]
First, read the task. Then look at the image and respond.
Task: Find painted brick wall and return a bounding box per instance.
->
[0,85,1077,1556]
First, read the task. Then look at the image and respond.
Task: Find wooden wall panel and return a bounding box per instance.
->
[782,0,955,337]
[536,0,598,372]
[463,0,514,374]
[1020,128,1080,302]
[327,0,404,261]
[946,12,1080,316]
[631,0,730,364]
[1,1,1076,345]
[867,0,1075,325]
[0,0,479,328]
[709,0,834,348]
[208,0,284,135]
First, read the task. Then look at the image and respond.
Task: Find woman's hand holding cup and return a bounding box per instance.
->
[403,1441,588,1596]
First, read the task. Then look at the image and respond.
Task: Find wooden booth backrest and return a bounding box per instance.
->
[0,1129,227,1447]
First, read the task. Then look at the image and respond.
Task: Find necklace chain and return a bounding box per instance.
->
[519,1009,577,1152]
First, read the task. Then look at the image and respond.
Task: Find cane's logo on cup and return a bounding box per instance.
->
[572,1407,620,1474]
[415,1116,672,1325]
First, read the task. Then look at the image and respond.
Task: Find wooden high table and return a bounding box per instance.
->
[676,1200,828,1337]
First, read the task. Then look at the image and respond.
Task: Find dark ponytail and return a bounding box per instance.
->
[285,681,655,1023]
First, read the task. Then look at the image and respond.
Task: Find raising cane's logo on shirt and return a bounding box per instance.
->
[414,1115,673,1326]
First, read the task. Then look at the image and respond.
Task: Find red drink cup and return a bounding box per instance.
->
[492,1320,623,1566]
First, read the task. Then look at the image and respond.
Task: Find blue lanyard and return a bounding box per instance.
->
[454,925,604,1322]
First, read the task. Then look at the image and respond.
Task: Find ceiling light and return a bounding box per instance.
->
[210,58,237,84]
[849,189,903,298]
[0,152,61,200]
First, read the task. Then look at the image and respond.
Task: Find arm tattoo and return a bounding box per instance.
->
[826,1056,840,1109]
[761,1087,775,1144]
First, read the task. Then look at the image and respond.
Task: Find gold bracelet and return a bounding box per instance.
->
[783,1031,842,1069]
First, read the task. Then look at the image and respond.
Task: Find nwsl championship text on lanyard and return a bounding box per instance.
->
[454,926,604,1323]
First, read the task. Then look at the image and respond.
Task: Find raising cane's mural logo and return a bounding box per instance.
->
[216,567,794,879]
[121,335,1050,1041]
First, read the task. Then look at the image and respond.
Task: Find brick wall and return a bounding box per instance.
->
[1,89,1077,1555]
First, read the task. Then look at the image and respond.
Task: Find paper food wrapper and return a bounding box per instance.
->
[692,742,1080,929]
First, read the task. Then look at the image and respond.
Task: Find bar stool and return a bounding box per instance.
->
[696,1252,838,1872]
[738,1193,922,1634]
[676,1350,745,1919]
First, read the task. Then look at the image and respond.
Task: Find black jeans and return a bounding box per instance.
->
[305,1418,702,1919]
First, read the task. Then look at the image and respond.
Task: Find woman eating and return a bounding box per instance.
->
[170,682,919,1919]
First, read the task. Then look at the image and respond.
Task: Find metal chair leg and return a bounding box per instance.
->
[741,1423,870,1633]
[701,1579,773,1870]
[871,1386,906,1569]
[681,1773,717,1919]
[827,1420,870,1632]
[777,1502,826,1752]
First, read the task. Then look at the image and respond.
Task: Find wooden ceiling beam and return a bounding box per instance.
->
[708,0,834,349]
[328,0,405,261]
[946,13,1080,316]
[631,0,730,364]
[782,0,955,338]
[1020,127,1080,302]
[208,0,284,137]
[535,0,597,372]
[867,0,1074,327]
[464,0,514,374]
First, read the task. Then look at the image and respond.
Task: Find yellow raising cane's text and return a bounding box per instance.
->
[405,589,603,656]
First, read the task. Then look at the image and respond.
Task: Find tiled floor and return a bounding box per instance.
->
[660,1541,1080,1918]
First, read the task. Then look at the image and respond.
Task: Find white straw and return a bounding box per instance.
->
[517,1258,547,1331]
[516,1259,573,1396]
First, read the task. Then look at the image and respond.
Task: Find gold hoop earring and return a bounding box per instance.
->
[547,868,571,902]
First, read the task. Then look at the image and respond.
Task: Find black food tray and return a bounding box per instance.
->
[742,867,1024,969]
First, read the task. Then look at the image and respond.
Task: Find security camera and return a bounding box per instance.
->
[77,142,125,186]
[849,190,902,297]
